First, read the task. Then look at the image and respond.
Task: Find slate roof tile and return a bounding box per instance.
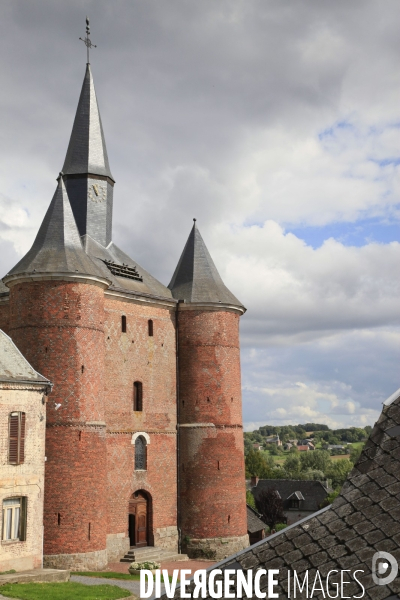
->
[0,329,51,386]
[160,389,400,600]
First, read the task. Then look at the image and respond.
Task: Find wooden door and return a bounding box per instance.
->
[129,492,148,547]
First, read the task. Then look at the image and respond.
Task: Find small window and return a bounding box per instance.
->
[2,497,27,541]
[290,499,300,509]
[9,412,25,465]
[133,382,143,412]
[121,315,127,333]
[135,436,147,470]
[148,320,153,337]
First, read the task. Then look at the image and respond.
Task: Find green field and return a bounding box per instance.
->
[0,582,131,600]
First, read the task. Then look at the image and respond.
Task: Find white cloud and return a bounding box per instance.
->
[0,1,399,429]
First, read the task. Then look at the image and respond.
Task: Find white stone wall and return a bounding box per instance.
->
[0,384,47,571]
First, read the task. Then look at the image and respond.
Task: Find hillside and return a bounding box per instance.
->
[244,422,371,450]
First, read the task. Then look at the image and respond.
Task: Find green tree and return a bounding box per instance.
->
[246,490,256,509]
[325,459,353,489]
[245,450,270,478]
[350,444,364,465]
[302,469,325,481]
[319,490,339,508]
[255,488,286,530]
[283,455,301,477]
[300,449,331,473]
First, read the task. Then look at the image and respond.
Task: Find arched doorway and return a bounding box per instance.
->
[129,491,149,547]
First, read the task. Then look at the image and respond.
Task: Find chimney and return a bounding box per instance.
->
[251,476,259,487]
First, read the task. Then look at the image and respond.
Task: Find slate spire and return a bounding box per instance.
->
[168,220,243,307]
[62,63,113,180]
[61,64,114,248]
[6,176,107,280]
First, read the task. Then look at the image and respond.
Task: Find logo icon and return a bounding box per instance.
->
[372,551,398,586]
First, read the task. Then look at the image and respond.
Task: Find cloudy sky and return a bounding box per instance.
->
[0,1,399,431]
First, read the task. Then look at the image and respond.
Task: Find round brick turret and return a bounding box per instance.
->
[8,278,109,570]
[177,306,248,559]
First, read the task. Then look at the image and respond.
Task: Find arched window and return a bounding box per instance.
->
[121,315,127,333]
[135,436,147,470]
[133,382,143,411]
[148,320,153,337]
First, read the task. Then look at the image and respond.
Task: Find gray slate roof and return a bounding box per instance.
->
[0,329,50,386]
[168,221,243,307]
[62,63,114,180]
[247,505,266,534]
[2,179,172,299]
[82,235,173,299]
[6,178,107,280]
[253,479,330,513]
[162,387,400,600]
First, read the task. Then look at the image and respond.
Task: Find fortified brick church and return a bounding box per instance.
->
[0,59,248,569]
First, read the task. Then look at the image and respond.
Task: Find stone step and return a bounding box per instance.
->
[120,546,189,564]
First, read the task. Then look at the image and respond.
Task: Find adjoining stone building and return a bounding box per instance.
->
[0,48,248,568]
[0,329,51,572]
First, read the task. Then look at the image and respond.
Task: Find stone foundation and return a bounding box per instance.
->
[183,533,249,560]
[106,533,130,562]
[154,526,179,551]
[43,548,107,571]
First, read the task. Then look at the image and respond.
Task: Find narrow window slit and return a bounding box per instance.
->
[133,382,143,411]
[121,315,127,333]
[58,513,61,526]
[148,319,153,337]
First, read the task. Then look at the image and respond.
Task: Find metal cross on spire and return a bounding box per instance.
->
[79,17,97,64]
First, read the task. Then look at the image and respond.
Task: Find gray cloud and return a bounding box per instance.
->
[0,0,399,428]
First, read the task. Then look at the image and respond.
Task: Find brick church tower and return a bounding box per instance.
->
[1,44,247,568]
[4,175,111,568]
[169,221,248,558]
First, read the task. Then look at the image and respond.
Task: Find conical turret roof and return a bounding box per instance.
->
[62,63,114,181]
[6,177,108,280]
[168,221,243,307]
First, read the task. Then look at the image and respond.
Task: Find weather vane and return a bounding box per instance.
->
[79,17,97,63]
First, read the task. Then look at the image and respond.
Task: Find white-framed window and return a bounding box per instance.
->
[2,497,27,542]
[135,436,147,470]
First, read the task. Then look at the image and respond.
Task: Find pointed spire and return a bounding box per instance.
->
[6,176,107,279]
[168,220,243,307]
[62,64,114,181]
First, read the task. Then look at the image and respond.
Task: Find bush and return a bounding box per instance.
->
[129,561,160,570]
[246,489,256,509]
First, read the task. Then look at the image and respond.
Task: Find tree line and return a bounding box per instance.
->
[245,446,362,489]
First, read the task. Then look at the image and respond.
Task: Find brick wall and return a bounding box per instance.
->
[103,296,178,553]
[9,281,108,561]
[177,309,247,552]
[0,384,47,571]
